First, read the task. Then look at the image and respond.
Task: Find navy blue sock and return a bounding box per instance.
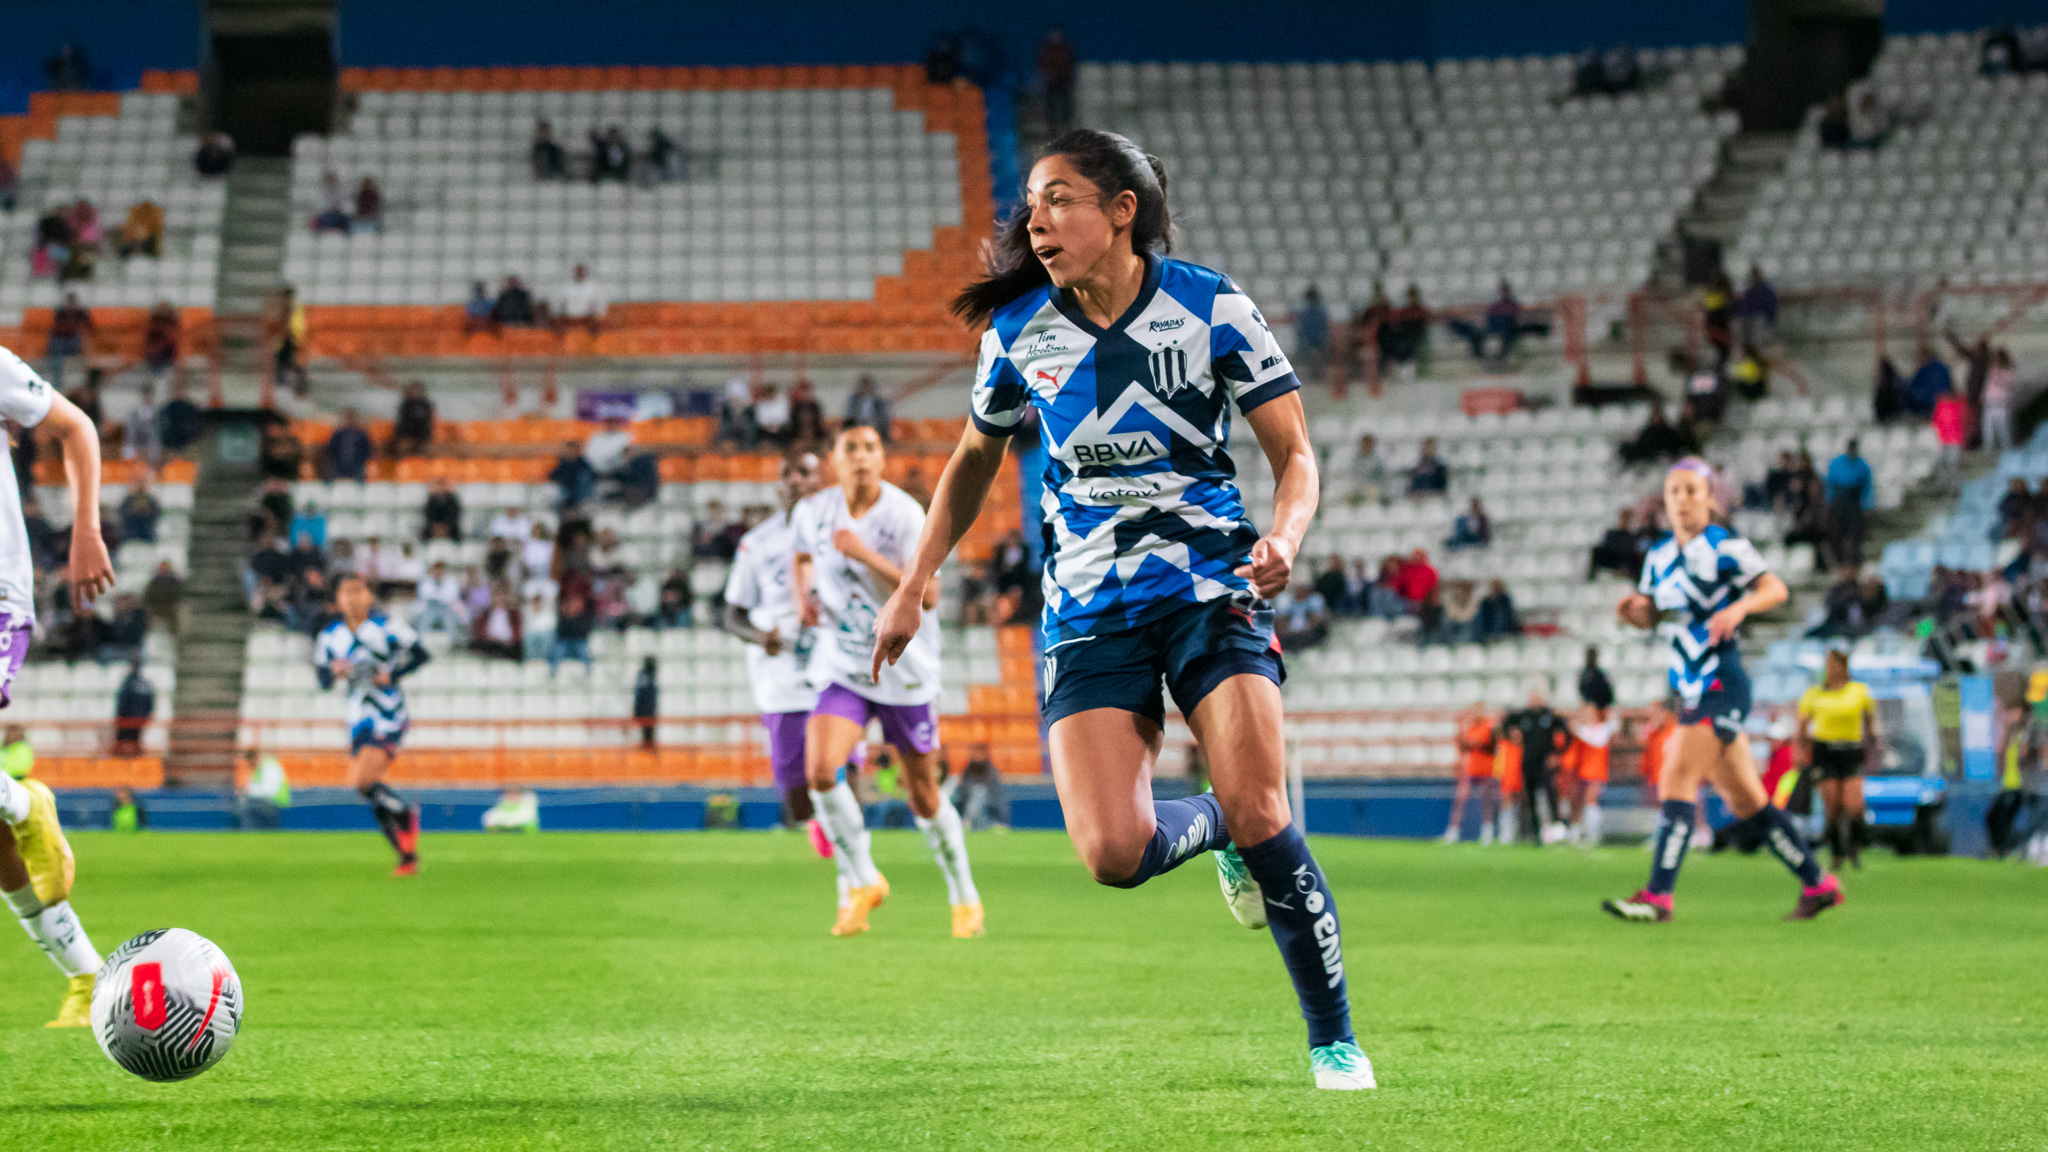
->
[1237,825,1353,1049]
[1743,805,1823,887]
[1646,799,1695,897]
[1106,794,1229,888]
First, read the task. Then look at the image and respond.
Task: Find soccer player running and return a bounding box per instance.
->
[721,453,831,841]
[793,425,981,939]
[315,573,430,875]
[869,129,1372,1090]
[1604,458,1844,922]
[1445,701,1498,844]
[1795,649,1880,871]
[0,345,115,1026]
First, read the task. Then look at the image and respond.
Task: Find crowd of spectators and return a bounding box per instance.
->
[464,266,612,335]
[311,170,384,234]
[531,119,688,184]
[715,376,843,452]
[11,467,175,664]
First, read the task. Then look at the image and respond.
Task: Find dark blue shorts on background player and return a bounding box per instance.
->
[1675,647,1752,744]
[1041,594,1284,728]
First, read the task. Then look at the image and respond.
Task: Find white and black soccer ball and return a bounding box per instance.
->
[91,929,243,1082]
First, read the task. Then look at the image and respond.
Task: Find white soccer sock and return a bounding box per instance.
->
[18,900,100,978]
[2,883,41,918]
[1497,804,1518,845]
[809,784,880,887]
[914,801,979,907]
[1583,804,1603,846]
[0,773,29,825]
[836,872,852,911]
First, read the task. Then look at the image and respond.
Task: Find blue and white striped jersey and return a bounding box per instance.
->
[969,253,1299,643]
[313,613,428,742]
[1637,525,1769,706]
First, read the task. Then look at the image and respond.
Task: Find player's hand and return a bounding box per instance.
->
[372,669,392,688]
[799,596,819,628]
[331,658,353,679]
[870,583,924,680]
[68,524,115,611]
[762,628,784,657]
[1617,593,1655,630]
[1703,605,1746,646]
[1232,534,1296,599]
[832,528,869,561]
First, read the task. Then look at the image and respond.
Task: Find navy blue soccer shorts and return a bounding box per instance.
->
[1040,595,1286,729]
[1677,663,1753,745]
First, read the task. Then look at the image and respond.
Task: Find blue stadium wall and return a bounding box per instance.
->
[0,0,202,114]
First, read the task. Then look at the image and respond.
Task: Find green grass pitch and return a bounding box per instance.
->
[2,830,2044,1150]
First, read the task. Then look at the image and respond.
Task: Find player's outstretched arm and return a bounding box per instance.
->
[1235,392,1318,599]
[871,425,1008,676]
[720,602,781,653]
[41,391,113,610]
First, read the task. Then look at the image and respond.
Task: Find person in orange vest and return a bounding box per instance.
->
[1636,702,1675,810]
[1494,721,1526,844]
[1566,704,1612,848]
[1445,702,1499,845]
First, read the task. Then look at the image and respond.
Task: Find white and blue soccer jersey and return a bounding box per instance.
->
[969,253,1299,643]
[1637,525,1769,708]
[313,613,429,751]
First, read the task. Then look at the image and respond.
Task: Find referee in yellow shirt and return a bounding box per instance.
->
[1795,650,1882,871]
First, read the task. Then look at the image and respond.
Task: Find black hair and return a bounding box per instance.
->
[951,128,1172,327]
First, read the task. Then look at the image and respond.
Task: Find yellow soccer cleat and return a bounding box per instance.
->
[15,779,77,907]
[830,878,889,937]
[46,973,93,1029]
[951,902,984,938]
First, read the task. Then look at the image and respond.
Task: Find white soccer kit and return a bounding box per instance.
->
[0,347,57,628]
[723,509,820,716]
[791,482,941,705]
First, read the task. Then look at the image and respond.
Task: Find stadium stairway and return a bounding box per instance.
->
[167,428,261,787]
[1664,131,1797,288]
[214,157,294,406]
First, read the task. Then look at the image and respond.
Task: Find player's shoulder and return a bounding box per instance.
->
[987,284,1059,350]
[736,513,786,551]
[313,619,348,644]
[877,481,925,518]
[1643,533,1680,563]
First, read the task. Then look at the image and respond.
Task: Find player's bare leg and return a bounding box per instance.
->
[351,745,418,874]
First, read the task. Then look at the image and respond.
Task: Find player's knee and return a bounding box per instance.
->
[1074,831,1147,886]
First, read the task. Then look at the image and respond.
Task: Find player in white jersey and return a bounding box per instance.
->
[0,345,115,1026]
[792,424,980,939]
[314,573,431,875]
[870,131,1370,1089]
[721,452,826,830]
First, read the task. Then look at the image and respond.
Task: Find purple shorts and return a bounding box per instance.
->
[0,622,31,709]
[760,710,810,792]
[813,682,938,756]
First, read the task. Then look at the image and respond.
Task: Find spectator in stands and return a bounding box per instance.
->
[520,523,555,587]
[590,126,632,183]
[1589,509,1644,580]
[1700,269,1736,370]
[0,153,15,212]
[1906,344,1952,420]
[1365,556,1405,618]
[1807,568,1866,639]
[1619,402,1692,466]
[1578,648,1614,711]
[1341,558,1371,618]
[411,560,465,637]
[144,560,182,633]
[353,177,383,234]
[1818,92,1851,150]
[1475,580,1520,642]
[1038,27,1078,133]
[550,587,596,671]
[31,203,71,280]
[651,567,694,629]
[487,505,530,546]
[554,264,608,335]
[2001,477,2033,540]
[246,527,291,605]
[1824,439,1874,569]
[194,131,234,176]
[1573,43,1640,95]
[44,293,91,388]
[59,201,101,283]
[112,662,154,755]
[1450,280,1547,361]
[1407,437,1449,496]
[274,286,308,395]
[714,377,755,449]
[390,381,435,458]
[751,383,792,447]
[584,417,656,505]
[118,482,160,543]
[1395,548,1439,609]
[286,500,325,550]
[313,171,351,233]
[124,383,160,465]
[1381,285,1429,368]
[117,200,164,259]
[142,300,180,380]
[1274,581,1329,652]
[1736,265,1778,352]
[1313,554,1349,619]
[102,595,148,666]
[531,119,565,180]
[1848,90,1890,148]
[644,126,681,182]
[464,282,494,333]
[549,440,595,509]
[1440,580,1482,645]
[1983,346,2017,453]
[1446,497,1491,551]
[470,587,523,660]
[492,276,539,328]
[845,374,890,440]
[1294,286,1330,385]
[323,410,374,483]
[421,478,462,542]
[778,379,824,449]
[1346,433,1388,503]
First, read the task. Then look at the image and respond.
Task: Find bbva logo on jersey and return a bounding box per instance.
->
[1147,348,1192,398]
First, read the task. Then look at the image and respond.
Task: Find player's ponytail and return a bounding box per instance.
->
[952,129,1173,327]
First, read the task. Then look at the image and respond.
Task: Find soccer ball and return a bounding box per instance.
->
[90,929,244,1082]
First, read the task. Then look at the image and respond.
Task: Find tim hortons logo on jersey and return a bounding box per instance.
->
[1147,348,1191,398]
[1072,435,1161,465]
[1026,330,1070,355]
